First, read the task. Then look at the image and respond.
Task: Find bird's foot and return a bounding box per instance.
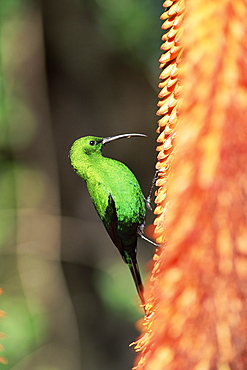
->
[145,170,160,211]
[137,225,161,247]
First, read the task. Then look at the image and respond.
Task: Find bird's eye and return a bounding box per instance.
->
[89,140,96,146]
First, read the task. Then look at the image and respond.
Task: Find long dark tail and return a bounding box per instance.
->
[124,252,145,308]
[129,259,145,307]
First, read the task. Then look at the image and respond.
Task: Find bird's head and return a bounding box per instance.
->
[69,133,147,176]
[69,136,103,173]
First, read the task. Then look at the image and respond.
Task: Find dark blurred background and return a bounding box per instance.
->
[0,0,162,368]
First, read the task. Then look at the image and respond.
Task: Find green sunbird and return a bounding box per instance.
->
[69,133,148,308]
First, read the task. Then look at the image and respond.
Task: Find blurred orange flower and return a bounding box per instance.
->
[0,289,7,365]
[133,0,247,369]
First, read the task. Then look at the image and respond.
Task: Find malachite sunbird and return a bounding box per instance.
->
[69,133,149,308]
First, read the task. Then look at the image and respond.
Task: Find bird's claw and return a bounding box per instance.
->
[137,225,161,247]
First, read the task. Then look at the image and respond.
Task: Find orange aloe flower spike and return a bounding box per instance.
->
[133,0,247,369]
[131,1,184,368]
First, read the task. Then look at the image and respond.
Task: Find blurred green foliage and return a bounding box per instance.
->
[95,260,147,321]
[0,0,161,368]
[1,296,46,367]
[94,0,162,68]
[0,0,48,367]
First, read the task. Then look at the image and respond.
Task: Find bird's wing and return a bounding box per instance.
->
[102,194,146,307]
[102,193,124,256]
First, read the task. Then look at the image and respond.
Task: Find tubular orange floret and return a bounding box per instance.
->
[134,0,247,369]
[131,1,184,368]
[154,0,184,247]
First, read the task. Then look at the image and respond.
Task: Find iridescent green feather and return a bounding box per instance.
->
[70,135,146,307]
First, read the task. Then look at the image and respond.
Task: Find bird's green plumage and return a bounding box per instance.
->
[69,134,146,307]
[70,136,145,224]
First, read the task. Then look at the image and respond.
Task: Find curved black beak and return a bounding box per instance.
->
[102,133,147,145]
